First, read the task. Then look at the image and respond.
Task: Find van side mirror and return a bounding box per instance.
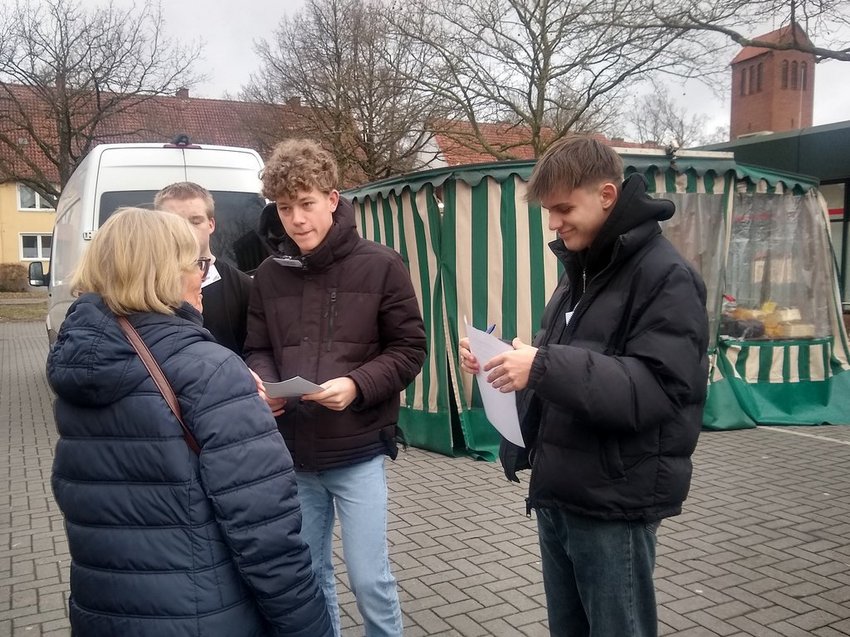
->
[28,261,48,287]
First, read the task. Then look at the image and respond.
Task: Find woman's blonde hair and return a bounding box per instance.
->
[71,207,199,316]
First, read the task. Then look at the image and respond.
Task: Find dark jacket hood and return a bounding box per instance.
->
[47,294,206,407]
[257,196,359,272]
[552,173,675,274]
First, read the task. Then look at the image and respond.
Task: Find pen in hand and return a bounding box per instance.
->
[486,324,496,334]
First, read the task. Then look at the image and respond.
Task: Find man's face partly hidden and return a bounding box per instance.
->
[276,188,339,254]
[540,181,618,252]
[159,196,215,259]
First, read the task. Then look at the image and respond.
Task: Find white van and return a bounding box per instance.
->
[29,139,267,343]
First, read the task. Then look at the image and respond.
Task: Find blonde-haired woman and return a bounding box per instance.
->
[48,208,332,637]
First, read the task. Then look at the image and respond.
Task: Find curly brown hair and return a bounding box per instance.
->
[261,139,339,200]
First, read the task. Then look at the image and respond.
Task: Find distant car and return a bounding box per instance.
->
[29,138,267,343]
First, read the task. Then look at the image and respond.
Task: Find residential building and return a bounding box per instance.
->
[416,119,660,170]
[0,182,55,271]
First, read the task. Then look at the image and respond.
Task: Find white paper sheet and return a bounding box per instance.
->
[264,376,324,399]
[465,323,525,448]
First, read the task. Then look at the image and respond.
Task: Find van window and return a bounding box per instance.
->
[99,190,268,272]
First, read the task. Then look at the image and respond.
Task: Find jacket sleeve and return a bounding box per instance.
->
[347,254,427,409]
[190,355,332,637]
[528,263,708,434]
[244,269,281,382]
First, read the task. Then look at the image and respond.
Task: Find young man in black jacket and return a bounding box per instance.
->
[156,182,253,356]
[460,136,709,637]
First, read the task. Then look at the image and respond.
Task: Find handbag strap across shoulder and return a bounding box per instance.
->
[116,315,201,455]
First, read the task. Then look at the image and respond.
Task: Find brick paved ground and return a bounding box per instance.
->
[2,320,849,636]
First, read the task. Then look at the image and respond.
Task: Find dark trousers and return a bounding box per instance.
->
[536,507,660,637]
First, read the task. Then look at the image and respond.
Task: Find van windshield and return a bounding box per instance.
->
[99,191,268,272]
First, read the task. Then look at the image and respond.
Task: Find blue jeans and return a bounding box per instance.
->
[296,455,402,637]
[536,507,660,637]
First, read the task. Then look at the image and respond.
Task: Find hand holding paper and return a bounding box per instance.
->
[302,377,358,411]
[483,337,536,393]
[464,322,525,448]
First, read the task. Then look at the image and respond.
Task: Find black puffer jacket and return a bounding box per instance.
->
[244,198,427,471]
[49,295,331,637]
[509,174,709,522]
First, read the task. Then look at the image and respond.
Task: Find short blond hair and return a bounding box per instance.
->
[261,138,338,200]
[71,208,199,316]
[154,181,215,219]
[527,136,623,203]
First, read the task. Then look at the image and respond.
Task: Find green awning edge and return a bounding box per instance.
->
[733,162,819,192]
[343,154,819,201]
[343,160,536,201]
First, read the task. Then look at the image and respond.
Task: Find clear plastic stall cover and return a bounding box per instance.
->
[659,193,727,348]
[725,191,834,338]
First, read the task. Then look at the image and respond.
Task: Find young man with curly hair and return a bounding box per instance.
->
[245,139,427,637]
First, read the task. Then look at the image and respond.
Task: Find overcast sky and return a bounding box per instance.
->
[100,0,850,134]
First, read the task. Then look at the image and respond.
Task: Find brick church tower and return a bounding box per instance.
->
[729,24,815,139]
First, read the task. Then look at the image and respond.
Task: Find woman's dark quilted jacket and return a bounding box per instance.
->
[48,294,332,637]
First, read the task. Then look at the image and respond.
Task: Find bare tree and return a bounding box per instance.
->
[0,0,201,206]
[628,86,729,149]
[636,0,850,62]
[244,0,446,185]
[387,0,721,160]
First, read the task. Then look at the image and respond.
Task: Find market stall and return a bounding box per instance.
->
[344,150,850,459]
[709,175,850,427]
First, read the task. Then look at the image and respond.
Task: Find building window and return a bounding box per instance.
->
[740,67,748,96]
[801,62,808,90]
[749,65,757,93]
[791,61,798,89]
[756,63,763,91]
[17,184,53,211]
[20,234,52,260]
[781,60,789,89]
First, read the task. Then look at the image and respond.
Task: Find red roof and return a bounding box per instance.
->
[0,84,306,183]
[730,24,813,64]
[431,119,661,166]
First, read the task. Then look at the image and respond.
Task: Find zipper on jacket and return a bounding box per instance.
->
[571,266,605,324]
[326,289,337,352]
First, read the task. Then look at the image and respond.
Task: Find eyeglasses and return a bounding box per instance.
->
[196,257,211,280]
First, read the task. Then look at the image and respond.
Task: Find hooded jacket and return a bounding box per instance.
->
[244,198,427,471]
[508,174,709,521]
[48,295,332,637]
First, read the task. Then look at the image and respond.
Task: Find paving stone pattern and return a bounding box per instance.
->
[2,321,849,636]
